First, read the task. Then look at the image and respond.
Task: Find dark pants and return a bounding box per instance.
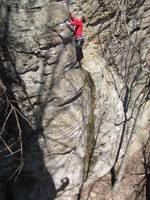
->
[75,38,84,63]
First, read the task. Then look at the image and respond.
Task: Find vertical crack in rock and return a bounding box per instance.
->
[77,68,96,199]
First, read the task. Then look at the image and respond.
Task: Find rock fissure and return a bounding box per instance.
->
[82,68,96,182]
[76,67,96,199]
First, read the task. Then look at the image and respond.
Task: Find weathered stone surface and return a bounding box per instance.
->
[82,43,124,180]
[0,0,149,200]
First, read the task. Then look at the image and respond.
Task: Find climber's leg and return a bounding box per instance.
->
[76,46,83,61]
[75,38,84,66]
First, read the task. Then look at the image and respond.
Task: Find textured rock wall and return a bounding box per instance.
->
[79,0,150,198]
[0,0,149,200]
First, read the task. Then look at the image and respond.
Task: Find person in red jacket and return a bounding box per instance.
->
[70,15,84,47]
[67,13,85,65]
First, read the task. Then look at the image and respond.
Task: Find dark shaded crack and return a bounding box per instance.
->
[18,29,32,32]
[17,65,39,75]
[130,26,141,35]
[82,68,96,182]
[26,6,44,12]
[48,147,76,156]
[39,43,62,50]
[64,60,77,71]
[77,68,96,200]
[12,48,40,57]
[32,97,56,107]
[57,88,82,107]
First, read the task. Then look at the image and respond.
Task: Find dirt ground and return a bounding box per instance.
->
[77,138,150,200]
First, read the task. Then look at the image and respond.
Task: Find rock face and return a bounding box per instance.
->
[0,0,149,200]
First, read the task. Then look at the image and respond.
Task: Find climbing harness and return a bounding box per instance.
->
[75,37,85,47]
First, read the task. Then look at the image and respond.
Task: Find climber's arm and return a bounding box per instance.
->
[70,17,79,26]
[66,21,75,32]
[66,17,77,31]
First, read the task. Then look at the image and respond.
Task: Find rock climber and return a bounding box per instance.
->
[67,13,85,65]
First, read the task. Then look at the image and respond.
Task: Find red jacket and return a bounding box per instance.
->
[70,17,83,38]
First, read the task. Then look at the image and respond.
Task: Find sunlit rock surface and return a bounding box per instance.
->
[0,0,149,200]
